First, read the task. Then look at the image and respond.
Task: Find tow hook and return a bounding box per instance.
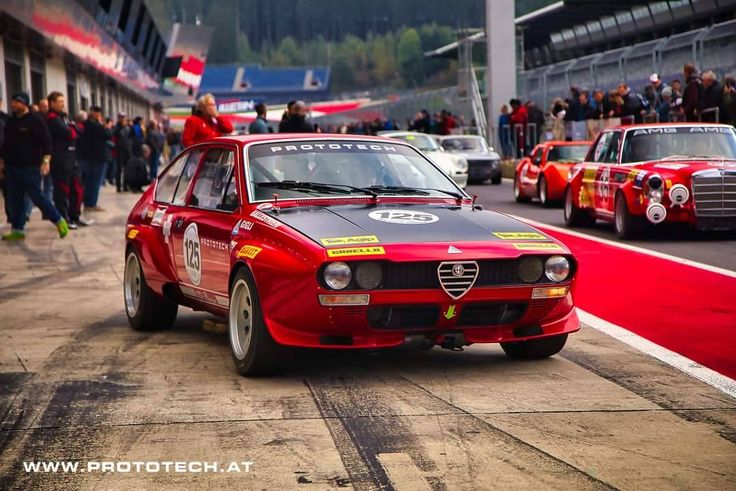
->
[440,333,467,351]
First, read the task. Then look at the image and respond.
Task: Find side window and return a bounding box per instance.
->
[591,132,612,162]
[172,149,204,205]
[531,146,543,162]
[190,148,236,211]
[155,152,188,203]
[603,132,621,164]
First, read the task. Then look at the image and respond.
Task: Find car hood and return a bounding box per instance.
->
[424,151,461,172]
[451,151,501,160]
[630,159,736,175]
[265,204,560,247]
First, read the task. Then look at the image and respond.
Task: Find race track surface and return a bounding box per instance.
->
[1,187,734,489]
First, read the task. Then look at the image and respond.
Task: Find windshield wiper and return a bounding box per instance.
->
[362,185,464,200]
[255,181,378,198]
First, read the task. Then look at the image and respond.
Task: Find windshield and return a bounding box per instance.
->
[621,127,736,163]
[388,134,440,152]
[548,145,589,162]
[442,137,487,152]
[246,140,463,201]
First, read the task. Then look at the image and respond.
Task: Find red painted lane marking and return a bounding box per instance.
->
[540,227,736,379]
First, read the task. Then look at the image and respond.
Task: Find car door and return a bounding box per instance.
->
[520,145,543,193]
[174,145,242,302]
[595,130,622,215]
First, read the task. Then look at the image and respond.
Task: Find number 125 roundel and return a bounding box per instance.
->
[125,134,579,375]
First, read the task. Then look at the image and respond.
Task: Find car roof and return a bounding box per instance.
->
[439,134,483,139]
[540,140,592,146]
[204,133,404,146]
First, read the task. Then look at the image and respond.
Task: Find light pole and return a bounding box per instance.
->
[485,0,517,144]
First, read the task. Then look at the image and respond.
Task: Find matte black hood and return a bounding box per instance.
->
[264,204,549,246]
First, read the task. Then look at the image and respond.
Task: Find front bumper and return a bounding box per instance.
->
[468,161,501,181]
[263,285,578,349]
[452,173,469,188]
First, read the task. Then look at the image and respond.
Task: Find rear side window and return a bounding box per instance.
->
[155,149,203,204]
[190,148,236,210]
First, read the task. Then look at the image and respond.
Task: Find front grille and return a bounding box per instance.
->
[438,261,479,299]
[367,305,440,329]
[692,170,736,218]
[381,259,530,290]
[457,302,527,326]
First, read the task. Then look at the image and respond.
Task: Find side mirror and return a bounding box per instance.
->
[533,157,542,166]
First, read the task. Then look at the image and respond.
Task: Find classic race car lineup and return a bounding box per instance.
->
[439,134,503,184]
[514,140,591,206]
[124,135,578,375]
[564,123,736,238]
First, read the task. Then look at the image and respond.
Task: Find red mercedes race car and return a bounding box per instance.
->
[564,123,736,239]
[514,141,591,207]
[124,135,579,375]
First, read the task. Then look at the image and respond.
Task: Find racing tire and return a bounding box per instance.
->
[514,176,530,203]
[124,250,178,331]
[228,267,288,376]
[614,193,643,240]
[563,186,596,228]
[501,334,568,360]
[538,175,553,207]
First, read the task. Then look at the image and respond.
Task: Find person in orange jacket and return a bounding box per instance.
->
[182,93,233,147]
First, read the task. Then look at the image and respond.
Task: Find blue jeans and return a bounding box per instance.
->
[42,173,53,201]
[5,165,62,231]
[149,151,160,180]
[83,160,107,207]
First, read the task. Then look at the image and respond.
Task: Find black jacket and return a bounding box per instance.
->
[278,115,315,133]
[699,81,724,123]
[46,109,78,167]
[0,111,52,167]
[113,123,133,158]
[682,75,701,122]
[82,119,113,162]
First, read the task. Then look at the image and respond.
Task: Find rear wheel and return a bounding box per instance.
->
[514,175,530,203]
[228,267,288,376]
[124,250,178,331]
[614,193,642,239]
[563,186,596,227]
[501,334,568,360]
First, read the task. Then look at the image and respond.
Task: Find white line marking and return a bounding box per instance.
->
[578,308,736,399]
[507,214,736,279]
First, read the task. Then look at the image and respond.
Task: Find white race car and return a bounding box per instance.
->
[379,131,469,188]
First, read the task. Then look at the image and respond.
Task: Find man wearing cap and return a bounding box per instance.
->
[649,74,670,112]
[0,92,68,240]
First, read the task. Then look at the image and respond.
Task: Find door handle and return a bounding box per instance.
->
[174,217,185,229]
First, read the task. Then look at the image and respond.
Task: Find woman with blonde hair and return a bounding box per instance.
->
[182,93,233,147]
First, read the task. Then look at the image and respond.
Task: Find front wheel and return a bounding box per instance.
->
[514,175,530,202]
[614,193,642,239]
[501,334,568,359]
[229,268,288,376]
[564,186,595,227]
[124,250,178,331]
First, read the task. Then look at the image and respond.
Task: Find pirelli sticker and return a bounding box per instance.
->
[512,243,564,251]
[320,235,379,246]
[326,246,385,258]
[493,232,547,240]
[236,245,263,259]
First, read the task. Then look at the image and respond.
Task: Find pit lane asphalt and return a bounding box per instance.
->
[0,187,734,489]
[469,179,736,272]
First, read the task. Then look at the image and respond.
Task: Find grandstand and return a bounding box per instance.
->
[199,64,331,105]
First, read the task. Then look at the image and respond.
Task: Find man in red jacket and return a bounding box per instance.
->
[182,93,233,147]
[510,99,528,158]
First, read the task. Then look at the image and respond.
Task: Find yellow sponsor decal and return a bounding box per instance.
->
[627,170,639,182]
[582,167,598,182]
[127,229,139,239]
[512,242,564,251]
[326,246,385,258]
[493,232,547,240]
[236,245,263,259]
[320,235,379,246]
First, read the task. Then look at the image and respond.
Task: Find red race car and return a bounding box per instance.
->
[514,141,591,207]
[124,135,579,375]
[564,123,736,238]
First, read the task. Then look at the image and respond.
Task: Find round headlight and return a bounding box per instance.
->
[518,256,544,283]
[648,175,663,190]
[355,262,383,289]
[545,256,571,282]
[669,184,689,205]
[456,158,468,172]
[324,262,352,290]
[648,189,663,203]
